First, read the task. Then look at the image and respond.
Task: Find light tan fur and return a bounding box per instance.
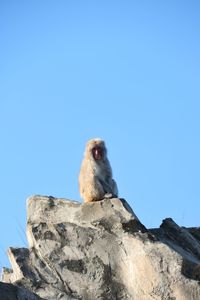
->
[79,138,118,203]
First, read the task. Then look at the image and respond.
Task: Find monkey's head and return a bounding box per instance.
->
[86,138,107,161]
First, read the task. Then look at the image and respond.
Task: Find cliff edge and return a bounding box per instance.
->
[1,196,200,300]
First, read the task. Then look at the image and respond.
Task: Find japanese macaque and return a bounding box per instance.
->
[79,138,118,203]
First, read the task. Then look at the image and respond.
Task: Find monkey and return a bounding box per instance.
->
[79,138,118,203]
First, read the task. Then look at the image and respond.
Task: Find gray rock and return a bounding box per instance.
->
[0,282,43,300]
[1,195,200,300]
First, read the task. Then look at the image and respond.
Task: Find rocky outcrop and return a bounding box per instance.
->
[1,195,200,300]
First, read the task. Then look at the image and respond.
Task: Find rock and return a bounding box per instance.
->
[1,195,200,300]
[0,281,42,300]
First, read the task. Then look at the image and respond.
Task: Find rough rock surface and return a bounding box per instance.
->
[1,195,200,300]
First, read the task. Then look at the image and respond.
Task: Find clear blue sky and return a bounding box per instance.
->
[1,1,200,269]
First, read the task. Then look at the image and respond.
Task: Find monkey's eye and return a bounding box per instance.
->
[92,146,103,160]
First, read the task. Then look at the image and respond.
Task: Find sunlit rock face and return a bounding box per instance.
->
[1,195,200,300]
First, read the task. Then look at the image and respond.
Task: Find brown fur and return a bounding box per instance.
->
[79,138,118,203]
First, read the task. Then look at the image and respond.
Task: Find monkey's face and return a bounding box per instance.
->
[92,146,103,160]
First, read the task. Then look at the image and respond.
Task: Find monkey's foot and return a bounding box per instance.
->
[104,193,113,199]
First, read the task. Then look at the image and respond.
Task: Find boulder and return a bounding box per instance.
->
[1,195,200,299]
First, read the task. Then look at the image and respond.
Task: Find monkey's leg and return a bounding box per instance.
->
[98,179,115,199]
